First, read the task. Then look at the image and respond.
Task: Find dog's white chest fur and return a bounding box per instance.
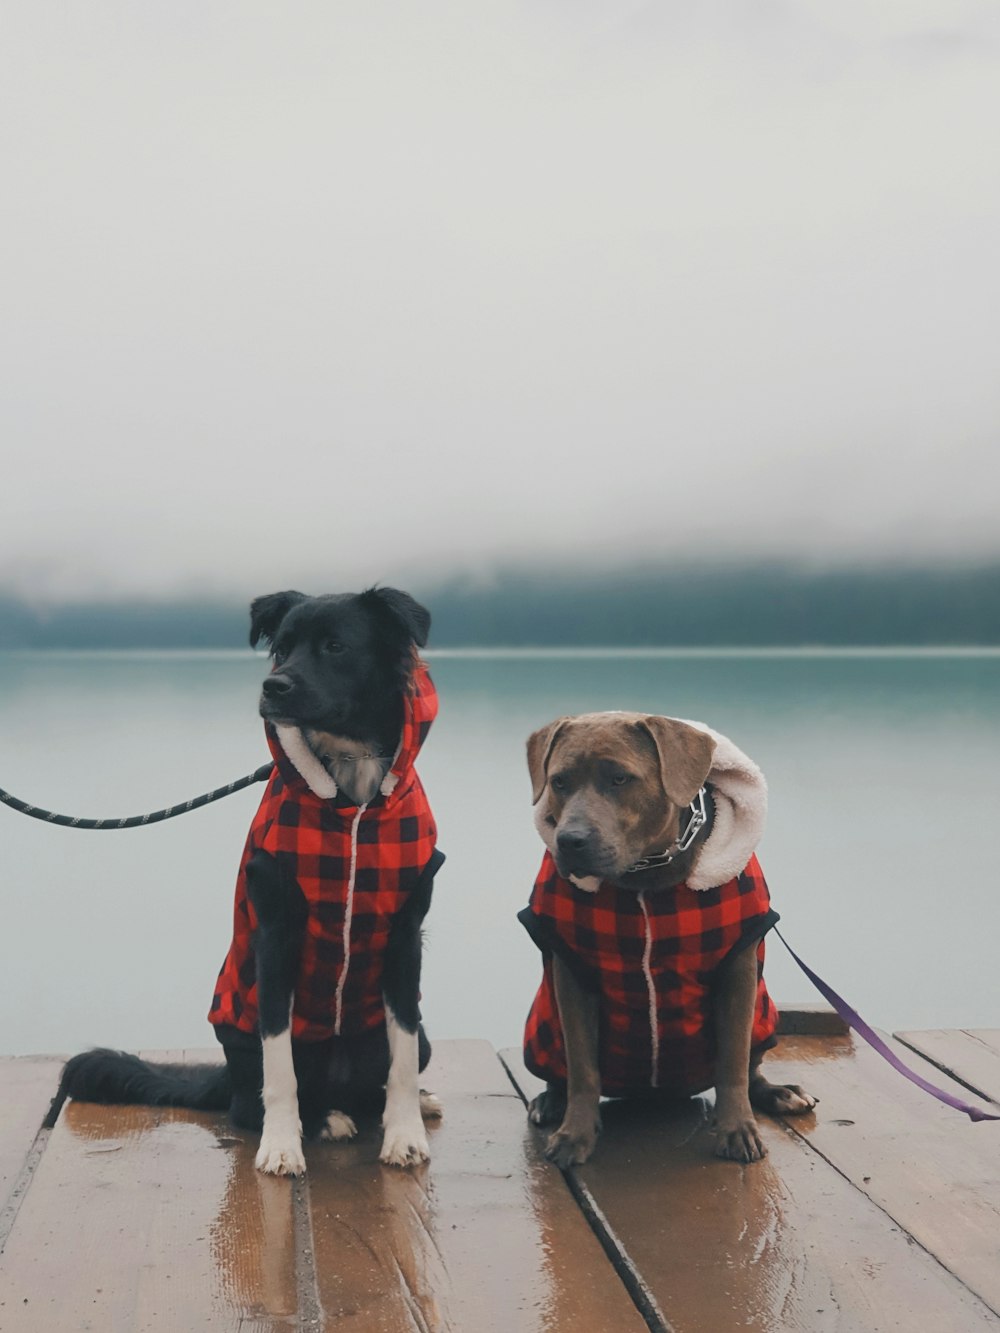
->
[274,724,397,806]
[305,731,391,806]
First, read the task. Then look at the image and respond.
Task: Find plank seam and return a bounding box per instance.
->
[894,1035,1000,1108]
[779,1117,1000,1321]
[292,1174,323,1329]
[497,1052,671,1333]
[961,1029,1000,1051]
[558,1169,673,1333]
[0,1124,52,1255]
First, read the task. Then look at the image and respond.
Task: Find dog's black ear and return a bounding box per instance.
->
[526,717,572,805]
[359,587,431,648]
[249,591,308,649]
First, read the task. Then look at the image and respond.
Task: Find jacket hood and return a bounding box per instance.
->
[265,661,438,807]
[680,719,767,891]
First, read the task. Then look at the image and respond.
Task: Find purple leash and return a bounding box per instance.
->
[775,927,1000,1123]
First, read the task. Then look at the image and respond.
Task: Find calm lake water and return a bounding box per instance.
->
[1,648,997,1057]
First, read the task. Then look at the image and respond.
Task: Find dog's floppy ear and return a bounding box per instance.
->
[526,717,572,805]
[249,591,308,649]
[635,716,715,808]
[359,586,431,648]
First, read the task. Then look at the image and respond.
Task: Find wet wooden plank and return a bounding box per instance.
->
[306,1038,647,1332]
[139,1048,186,1064]
[0,1101,297,1331]
[767,1032,1000,1319]
[776,1004,849,1037]
[140,1048,225,1065]
[502,1042,1000,1332]
[0,1058,61,1209]
[895,1029,1000,1106]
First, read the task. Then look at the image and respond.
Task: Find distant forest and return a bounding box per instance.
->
[1,564,998,649]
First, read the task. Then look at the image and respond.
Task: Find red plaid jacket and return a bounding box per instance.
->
[520,852,778,1096]
[209,664,440,1042]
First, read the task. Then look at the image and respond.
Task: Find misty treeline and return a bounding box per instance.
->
[1,564,997,649]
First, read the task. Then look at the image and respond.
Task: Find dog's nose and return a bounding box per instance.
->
[262,673,295,698]
[556,826,594,856]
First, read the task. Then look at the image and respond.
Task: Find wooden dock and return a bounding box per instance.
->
[1,1020,998,1331]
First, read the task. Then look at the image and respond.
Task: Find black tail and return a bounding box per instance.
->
[44,1048,231,1128]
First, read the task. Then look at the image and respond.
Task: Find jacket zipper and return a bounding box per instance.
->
[333,802,369,1036]
[637,890,659,1088]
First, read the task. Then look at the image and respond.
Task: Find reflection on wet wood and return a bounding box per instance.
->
[895,1028,1000,1106]
[306,1038,646,1332]
[3,1037,998,1331]
[502,1042,1000,1332]
[769,1031,1000,1318]
[0,1101,296,1331]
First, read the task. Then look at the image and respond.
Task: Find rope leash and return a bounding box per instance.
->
[0,764,274,829]
[3,770,996,1121]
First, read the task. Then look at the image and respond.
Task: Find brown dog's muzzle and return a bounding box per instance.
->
[547,789,630,880]
[554,820,615,879]
[528,712,718,884]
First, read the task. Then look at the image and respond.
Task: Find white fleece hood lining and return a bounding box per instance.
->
[274,725,400,802]
[546,713,767,895]
[679,719,768,891]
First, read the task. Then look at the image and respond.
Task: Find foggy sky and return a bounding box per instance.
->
[3,1,999,603]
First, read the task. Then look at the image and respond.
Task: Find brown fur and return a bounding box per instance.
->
[525,711,816,1166]
[528,712,716,888]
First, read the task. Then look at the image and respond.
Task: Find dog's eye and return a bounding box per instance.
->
[611,773,634,787]
[271,649,286,666]
[322,640,346,655]
[550,775,566,792]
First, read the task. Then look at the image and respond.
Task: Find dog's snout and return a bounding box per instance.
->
[262,673,295,698]
[556,825,595,856]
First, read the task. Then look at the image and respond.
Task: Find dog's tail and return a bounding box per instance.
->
[43,1048,232,1128]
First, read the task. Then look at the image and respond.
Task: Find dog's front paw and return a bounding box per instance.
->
[544,1108,601,1168]
[319,1110,358,1142]
[713,1108,766,1163]
[752,1080,818,1116]
[255,1129,306,1176]
[379,1117,430,1168]
[528,1087,567,1127]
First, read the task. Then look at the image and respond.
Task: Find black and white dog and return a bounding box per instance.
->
[49,587,445,1175]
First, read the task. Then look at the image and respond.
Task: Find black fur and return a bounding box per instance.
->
[383,849,442,1034]
[45,1050,230,1127]
[244,849,307,1038]
[51,587,439,1145]
[248,590,308,649]
[255,585,429,761]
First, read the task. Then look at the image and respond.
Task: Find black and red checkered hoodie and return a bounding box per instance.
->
[209,663,439,1042]
[520,851,779,1096]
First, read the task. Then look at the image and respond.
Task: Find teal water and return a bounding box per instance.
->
[1,649,997,1056]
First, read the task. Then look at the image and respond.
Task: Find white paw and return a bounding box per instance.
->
[255,1112,305,1175]
[419,1089,443,1121]
[379,1117,430,1167]
[255,1135,306,1175]
[319,1110,358,1142]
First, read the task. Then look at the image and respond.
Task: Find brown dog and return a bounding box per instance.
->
[520,711,815,1167]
